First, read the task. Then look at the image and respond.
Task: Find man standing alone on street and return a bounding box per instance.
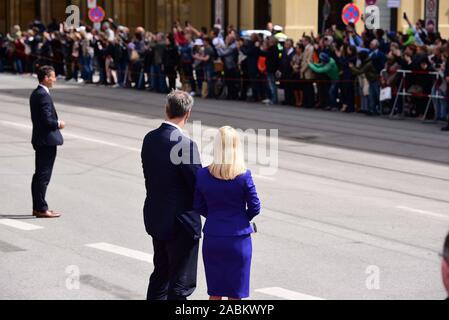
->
[141,90,202,300]
[30,66,65,218]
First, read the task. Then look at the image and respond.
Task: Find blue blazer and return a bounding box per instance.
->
[194,168,261,237]
[141,123,202,241]
[29,86,63,146]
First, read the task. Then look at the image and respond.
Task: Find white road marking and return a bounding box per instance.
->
[253,174,276,181]
[255,287,324,300]
[0,120,140,152]
[0,120,275,174]
[0,219,43,231]
[395,206,449,221]
[64,133,140,152]
[86,243,153,263]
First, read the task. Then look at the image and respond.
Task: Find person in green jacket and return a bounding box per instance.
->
[309,52,340,110]
[403,28,416,47]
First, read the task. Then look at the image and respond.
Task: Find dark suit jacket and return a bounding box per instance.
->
[141,123,202,241]
[29,86,64,146]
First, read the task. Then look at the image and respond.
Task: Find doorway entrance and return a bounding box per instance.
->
[318,0,352,33]
[254,0,271,30]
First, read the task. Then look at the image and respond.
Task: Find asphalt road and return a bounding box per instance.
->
[0,73,448,300]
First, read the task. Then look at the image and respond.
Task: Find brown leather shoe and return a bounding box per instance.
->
[32,210,61,218]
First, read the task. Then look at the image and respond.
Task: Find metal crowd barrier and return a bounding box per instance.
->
[390,69,446,122]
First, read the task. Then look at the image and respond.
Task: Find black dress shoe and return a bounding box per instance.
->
[32,210,61,218]
[442,126,449,132]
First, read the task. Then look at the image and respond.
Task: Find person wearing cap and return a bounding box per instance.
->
[192,38,206,96]
[308,52,340,111]
[273,25,287,40]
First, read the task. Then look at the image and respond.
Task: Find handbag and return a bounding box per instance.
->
[130,49,140,62]
[359,75,370,96]
[380,87,392,102]
[251,222,258,234]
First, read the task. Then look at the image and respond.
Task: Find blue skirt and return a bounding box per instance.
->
[202,234,252,299]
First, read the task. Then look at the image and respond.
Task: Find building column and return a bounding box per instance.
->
[399,0,423,32]
[104,0,113,19]
[8,0,17,27]
[273,0,318,40]
[439,0,449,38]
[228,0,238,28]
[146,0,157,31]
[239,0,254,30]
[190,0,212,30]
[40,0,51,25]
[144,0,150,30]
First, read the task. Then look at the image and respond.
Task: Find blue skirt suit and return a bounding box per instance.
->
[193,168,261,298]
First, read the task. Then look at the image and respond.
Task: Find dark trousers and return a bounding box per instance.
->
[248,71,261,100]
[302,80,315,108]
[165,66,177,91]
[182,63,196,92]
[31,145,57,212]
[341,81,355,112]
[224,68,240,100]
[147,223,199,300]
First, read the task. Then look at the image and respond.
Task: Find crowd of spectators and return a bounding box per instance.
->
[1,14,449,131]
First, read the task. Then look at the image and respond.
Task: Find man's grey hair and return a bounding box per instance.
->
[166,90,194,119]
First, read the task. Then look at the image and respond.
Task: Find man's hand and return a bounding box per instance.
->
[404,55,412,64]
[58,120,66,130]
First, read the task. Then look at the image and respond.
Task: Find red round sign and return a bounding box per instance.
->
[342,4,361,25]
[88,6,105,23]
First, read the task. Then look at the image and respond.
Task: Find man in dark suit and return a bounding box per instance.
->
[30,66,65,219]
[141,90,202,300]
[279,39,295,106]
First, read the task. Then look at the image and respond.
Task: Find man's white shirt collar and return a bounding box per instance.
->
[39,84,50,95]
[163,121,183,133]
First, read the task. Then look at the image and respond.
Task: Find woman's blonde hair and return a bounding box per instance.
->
[209,126,247,180]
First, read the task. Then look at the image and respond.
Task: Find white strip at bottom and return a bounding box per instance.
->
[0,219,43,231]
[86,242,153,264]
[255,287,324,300]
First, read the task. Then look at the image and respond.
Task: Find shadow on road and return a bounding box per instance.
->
[0,215,35,220]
